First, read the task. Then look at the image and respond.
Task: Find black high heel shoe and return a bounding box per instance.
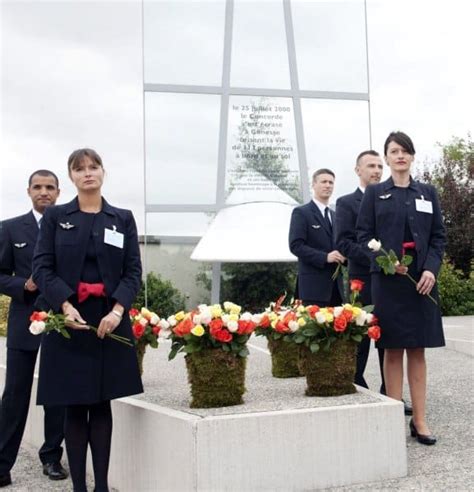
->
[409,418,437,445]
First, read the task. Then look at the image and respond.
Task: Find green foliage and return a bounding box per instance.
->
[437,259,474,315]
[219,262,297,312]
[418,134,473,275]
[133,272,185,319]
[0,295,10,337]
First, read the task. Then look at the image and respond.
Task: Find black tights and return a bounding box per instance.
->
[64,401,112,492]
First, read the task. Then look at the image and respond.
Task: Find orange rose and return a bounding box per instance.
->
[29,311,48,322]
[132,322,146,339]
[306,305,320,318]
[212,329,232,343]
[342,309,353,322]
[367,325,381,340]
[350,279,365,292]
[174,317,193,337]
[274,321,289,333]
[259,314,271,328]
[334,316,347,332]
[237,320,256,335]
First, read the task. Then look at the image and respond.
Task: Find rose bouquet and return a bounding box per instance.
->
[168,302,258,408]
[168,302,257,360]
[29,311,133,346]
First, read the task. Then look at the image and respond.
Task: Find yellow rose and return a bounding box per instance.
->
[175,311,185,321]
[269,312,278,322]
[351,307,362,318]
[191,325,205,337]
[343,303,353,311]
[297,317,306,326]
[271,320,277,329]
[210,306,222,318]
[297,305,305,313]
[141,307,151,319]
[230,304,242,315]
[325,313,334,323]
[229,313,239,322]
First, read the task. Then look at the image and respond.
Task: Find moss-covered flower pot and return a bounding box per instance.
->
[267,338,304,378]
[135,342,147,376]
[299,340,357,396]
[185,348,246,408]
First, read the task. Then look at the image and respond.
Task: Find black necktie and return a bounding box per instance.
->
[324,207,332,232]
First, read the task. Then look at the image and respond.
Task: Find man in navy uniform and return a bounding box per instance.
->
[0,170,68,488]
[335,151,412,414]
[335,151,386,391]
[289,168,345,306]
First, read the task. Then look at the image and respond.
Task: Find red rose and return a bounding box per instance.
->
[129,308,139,318]
[350,279,365,292]
[367,325,381,341]
[342,309,353,322]
[259,314,270,328]
[152,325,161,336]
[212,329,232,343]
[306,305,320,318]
[209,318,224,331]
[174,317,193,337]
[334,316,347,332]
[30,311,48,322]
[132,322,146,339]
[274,321,289,333]
[238,320,256,335]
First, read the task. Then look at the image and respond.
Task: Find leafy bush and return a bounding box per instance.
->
[219,262,297,312]
[437,259,474,315]
[0,295,9,337]
[133,272,186,319]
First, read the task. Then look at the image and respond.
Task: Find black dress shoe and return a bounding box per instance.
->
[403,399,413,415]
[409,418,437,445]
[0,472,12,488]
[43,462,68,480]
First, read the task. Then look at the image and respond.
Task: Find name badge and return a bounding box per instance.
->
[415,197,433,214]
[104,227,124,249]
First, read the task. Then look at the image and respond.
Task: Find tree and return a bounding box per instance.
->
[418,135,473,275]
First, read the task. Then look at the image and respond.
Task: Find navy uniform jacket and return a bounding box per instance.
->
[335,188,371,277]
[356,177,445,275]
[33,197,142,312]
[0,212,42,351]
[289,201,343,302]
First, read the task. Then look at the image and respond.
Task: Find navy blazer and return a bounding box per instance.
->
[289,201,343,302]
[335,188,371,277]
[0,211,42,350]
[356,177,446,276]
[32,197,142,312]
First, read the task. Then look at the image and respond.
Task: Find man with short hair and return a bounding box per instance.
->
[289,168,345,306]
[0,170,68,488]
[335,151,386,394]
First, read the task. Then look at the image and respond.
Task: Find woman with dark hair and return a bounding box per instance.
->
[33,149,143,491]
[357,132,445,445]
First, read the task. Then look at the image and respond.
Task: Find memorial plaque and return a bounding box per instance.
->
[226,96,302,205]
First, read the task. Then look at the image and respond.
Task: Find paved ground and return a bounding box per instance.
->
[1,316,472,491]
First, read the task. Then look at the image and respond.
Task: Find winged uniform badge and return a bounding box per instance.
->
[14,242,27,248]
[378,193,392,200]
[59,222,75,230]
[311,224,321,229]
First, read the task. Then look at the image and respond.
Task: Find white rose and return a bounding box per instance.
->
[167,315,177,327]
[192,314,202,325]
[150,314,160,325]
[200,309,212,324]
[223,301,232,311]
[355,312,367,326]
[158,319,170,330]
[288,320,299,332]
[159,327,171,339]
[315,312,326,324]
[240,312,252,321]
[334,306,343,317]
[139,317,148,327]
[221,314,230,326]
[252,313,263,324]
[365,313,374,324]
[29,320,46,335]
[368,239,382,252]
[227,320,238,332]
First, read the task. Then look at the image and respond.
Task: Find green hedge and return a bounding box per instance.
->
[437,259,474,316]
[0,295,9,337]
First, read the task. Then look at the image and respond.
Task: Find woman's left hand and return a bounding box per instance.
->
[417,270,436,296]
[97,312,121,339]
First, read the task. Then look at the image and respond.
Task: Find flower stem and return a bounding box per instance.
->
[405,273,438,306]
[87,325,134,346]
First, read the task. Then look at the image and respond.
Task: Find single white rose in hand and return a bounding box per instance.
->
[29,320,46,335]
[368,239,382,252]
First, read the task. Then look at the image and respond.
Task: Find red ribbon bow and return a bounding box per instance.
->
[77,282,106,303]
[402,241,416,257]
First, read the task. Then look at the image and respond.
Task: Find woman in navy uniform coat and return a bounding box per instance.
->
[357,132,445,445]
[33,149,143,491]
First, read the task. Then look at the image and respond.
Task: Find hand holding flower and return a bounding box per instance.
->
[62,301,88,330]
[417,270,436,296]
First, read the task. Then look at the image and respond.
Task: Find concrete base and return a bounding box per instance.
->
[0,362,407,491]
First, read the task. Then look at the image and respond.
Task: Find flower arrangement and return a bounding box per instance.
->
[168,302,257,360]
[288,280,380,353]
[129,307,167,348]
[29,311,133,345]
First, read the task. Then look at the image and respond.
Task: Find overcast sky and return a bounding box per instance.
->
[1,0,473,235]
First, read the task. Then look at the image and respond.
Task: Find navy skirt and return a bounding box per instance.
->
[372,254,445,349]
[37,296,143,406]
